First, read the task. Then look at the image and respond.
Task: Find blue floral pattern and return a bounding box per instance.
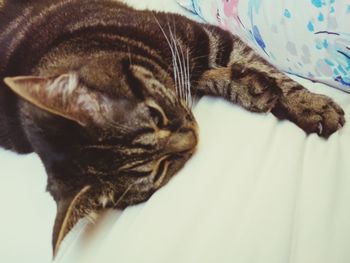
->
[178,0,350,93]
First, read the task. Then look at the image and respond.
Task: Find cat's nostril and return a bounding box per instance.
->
[166,128,198,154]
[186,114,194,122]
[168,153,185,161]
[178,127,192,133]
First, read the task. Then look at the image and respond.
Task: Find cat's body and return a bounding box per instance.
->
[0,0,345,256]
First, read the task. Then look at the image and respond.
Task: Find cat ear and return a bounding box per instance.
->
[3,74,109,126]
[52,185,99,257]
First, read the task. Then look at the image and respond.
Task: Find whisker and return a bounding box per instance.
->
[184,48,190,106]
[171,18,184,102]
[127,45,133,67]
[168,17,181,98]
[152,13,192,108]
[186,48,193,107]
[167,20,186,101]
[177,32,187,104]
[170,17,192,107]
[85,211,99,224]
[176,33,191,106]
[152,13,180,96]
[113,182,136,208]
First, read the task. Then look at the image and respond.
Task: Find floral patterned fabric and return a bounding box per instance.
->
[178,0,350,92]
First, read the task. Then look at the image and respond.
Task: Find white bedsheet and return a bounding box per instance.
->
[1,1,350,263]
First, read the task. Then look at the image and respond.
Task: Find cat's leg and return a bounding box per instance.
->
[195,66,280,113]
[194,26,345,137]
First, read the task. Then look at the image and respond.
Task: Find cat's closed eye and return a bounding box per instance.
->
[146,101,168,128]
[153,158,168,184]
[123,157,169,184]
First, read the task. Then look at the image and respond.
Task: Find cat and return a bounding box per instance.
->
[0,0,345,256]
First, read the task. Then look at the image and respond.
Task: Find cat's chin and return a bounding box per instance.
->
[113,189,155,209]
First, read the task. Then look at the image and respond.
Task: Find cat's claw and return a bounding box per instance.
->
[273,90,345,137]
[317,122,323,135]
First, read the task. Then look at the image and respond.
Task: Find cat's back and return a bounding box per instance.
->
[0,0,136,71]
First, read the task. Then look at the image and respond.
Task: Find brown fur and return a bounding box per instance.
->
[0,0,345,256]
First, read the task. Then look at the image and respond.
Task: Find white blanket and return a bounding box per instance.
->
[1,1,350,263]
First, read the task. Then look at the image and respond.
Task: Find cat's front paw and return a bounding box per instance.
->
[273,90,345,137]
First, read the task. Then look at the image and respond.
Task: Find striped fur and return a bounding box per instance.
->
[0,0,345,256]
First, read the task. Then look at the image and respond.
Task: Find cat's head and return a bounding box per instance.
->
[4,61,198,255]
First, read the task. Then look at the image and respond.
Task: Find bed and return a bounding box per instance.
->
[1,1,350,263]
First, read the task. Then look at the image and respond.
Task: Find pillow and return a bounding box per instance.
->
[178,0,350,93]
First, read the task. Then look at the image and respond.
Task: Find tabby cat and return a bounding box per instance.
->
[0,0,345,256]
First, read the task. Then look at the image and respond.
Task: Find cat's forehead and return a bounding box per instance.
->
[39,52,182,109]
[74,54,177,99]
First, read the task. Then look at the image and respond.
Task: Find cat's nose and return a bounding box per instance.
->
[166,126,198,154]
